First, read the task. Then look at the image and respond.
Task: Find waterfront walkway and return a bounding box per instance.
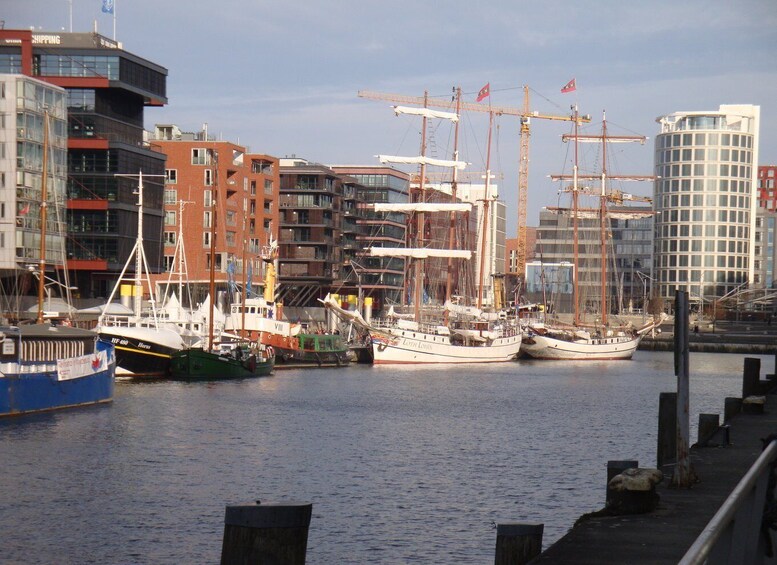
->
[533,373,777,563]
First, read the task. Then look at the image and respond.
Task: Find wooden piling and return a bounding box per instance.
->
[724,397,742,423]
[494,523,544,565]
[220,501,312,565]
[657,392,677,468]
[743,357,761,397]
[697,413,720,446]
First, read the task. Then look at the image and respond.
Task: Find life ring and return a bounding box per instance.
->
[266,346,275,359]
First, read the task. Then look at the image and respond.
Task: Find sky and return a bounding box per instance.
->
[5,0,777,235]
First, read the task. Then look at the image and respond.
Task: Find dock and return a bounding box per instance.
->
[528,359,777,564]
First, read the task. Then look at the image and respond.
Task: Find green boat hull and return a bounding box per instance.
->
[170,347,274,380]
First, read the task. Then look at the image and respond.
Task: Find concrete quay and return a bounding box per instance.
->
[529,363,777,564]
[639,320,777,354]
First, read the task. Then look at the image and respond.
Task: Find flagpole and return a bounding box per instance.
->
[68,0,73,32]
[113,0,117,40]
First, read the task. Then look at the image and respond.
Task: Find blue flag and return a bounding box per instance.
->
[246,262,253,298]
[102,0,114,14]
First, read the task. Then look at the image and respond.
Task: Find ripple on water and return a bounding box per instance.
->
[0,351,758,563]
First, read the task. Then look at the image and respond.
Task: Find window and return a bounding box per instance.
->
[164,210,176,226]
[164,189,177,204]
[165,169,177,184]
[204,169,213,186]
[226,231,236,246]
[203,232,211,247]
[163,231,176,245]
[204,189,212,207]
[192,148,209,165]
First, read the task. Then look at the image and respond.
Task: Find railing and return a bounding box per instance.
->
[679,438,777,564]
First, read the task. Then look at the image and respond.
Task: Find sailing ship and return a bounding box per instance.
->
[520,108,663,360]
[169,150,274,380]
[324,88,522,364]
[97,172,186,375]
[1,109,115,416]
[225,240,349,368]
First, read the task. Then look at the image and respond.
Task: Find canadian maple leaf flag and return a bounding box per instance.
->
[561,78,576,94]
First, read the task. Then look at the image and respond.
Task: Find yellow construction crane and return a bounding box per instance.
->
[358,88,590,279]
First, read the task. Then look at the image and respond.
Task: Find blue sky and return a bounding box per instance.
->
[5,0,777,234]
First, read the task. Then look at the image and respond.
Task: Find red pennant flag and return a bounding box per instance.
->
[561,78,576,94]
[476,83,490,102]
[19,203,30,215]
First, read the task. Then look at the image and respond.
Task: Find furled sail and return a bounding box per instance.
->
[377,155,467,170]
[372,202,472,213]
[393,105,459,122]
[368,248,472,259]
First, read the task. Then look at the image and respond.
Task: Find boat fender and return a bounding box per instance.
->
[377,342,387,352]
[266,346,274,359]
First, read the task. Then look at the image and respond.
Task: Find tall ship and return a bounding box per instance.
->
[324,87,522,364]
[521,108,663,360]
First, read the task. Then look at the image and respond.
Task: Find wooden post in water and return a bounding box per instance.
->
[743,357,761,397]
[494,523,544,565]
[672,290,693,487]
[220,501,312,565]
[657,392,677,468]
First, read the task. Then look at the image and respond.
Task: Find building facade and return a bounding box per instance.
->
[330,165,409,311]
[0,75,68,279]
[278,158,346,307]
[148,125,279,305]
[653,105,760,303]
[758,166,777,213]
[532,206,653,314]
[0,29,168,299]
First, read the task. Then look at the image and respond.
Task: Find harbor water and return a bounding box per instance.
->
[0,351,768,563]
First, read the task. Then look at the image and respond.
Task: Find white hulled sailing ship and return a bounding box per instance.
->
[521,109,664,360]
[324,89,522,364]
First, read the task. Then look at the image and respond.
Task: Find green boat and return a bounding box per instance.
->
[170,345,274,380]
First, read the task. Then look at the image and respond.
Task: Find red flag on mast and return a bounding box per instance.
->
[476,83,490,102]
[19,203,30,215]
[561,78,576,94]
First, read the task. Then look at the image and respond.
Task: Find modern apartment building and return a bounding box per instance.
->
[0,29,168,299]
[278,158,345,307]
[330,165,409,311]
[653,105,760,303]
[532,206,653,314]
[0,75,68,282]
[148,125,279,304]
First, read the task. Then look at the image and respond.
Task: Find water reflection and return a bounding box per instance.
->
[0,351,768,564]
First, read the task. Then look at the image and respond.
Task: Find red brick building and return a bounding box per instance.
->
[148,125,279,303]
[758,165,777,211]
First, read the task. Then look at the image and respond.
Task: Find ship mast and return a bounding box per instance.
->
[599,112,609,326]
[444,87,462,321]
[413,91,430,323]
[572,105,581,326]
[208,148,218,350]
[477,108,494,310]
[36,111,50,324]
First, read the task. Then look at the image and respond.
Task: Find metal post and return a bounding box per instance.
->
[673,290,693,487]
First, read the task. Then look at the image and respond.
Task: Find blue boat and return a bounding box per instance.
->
[0,324,116,417]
